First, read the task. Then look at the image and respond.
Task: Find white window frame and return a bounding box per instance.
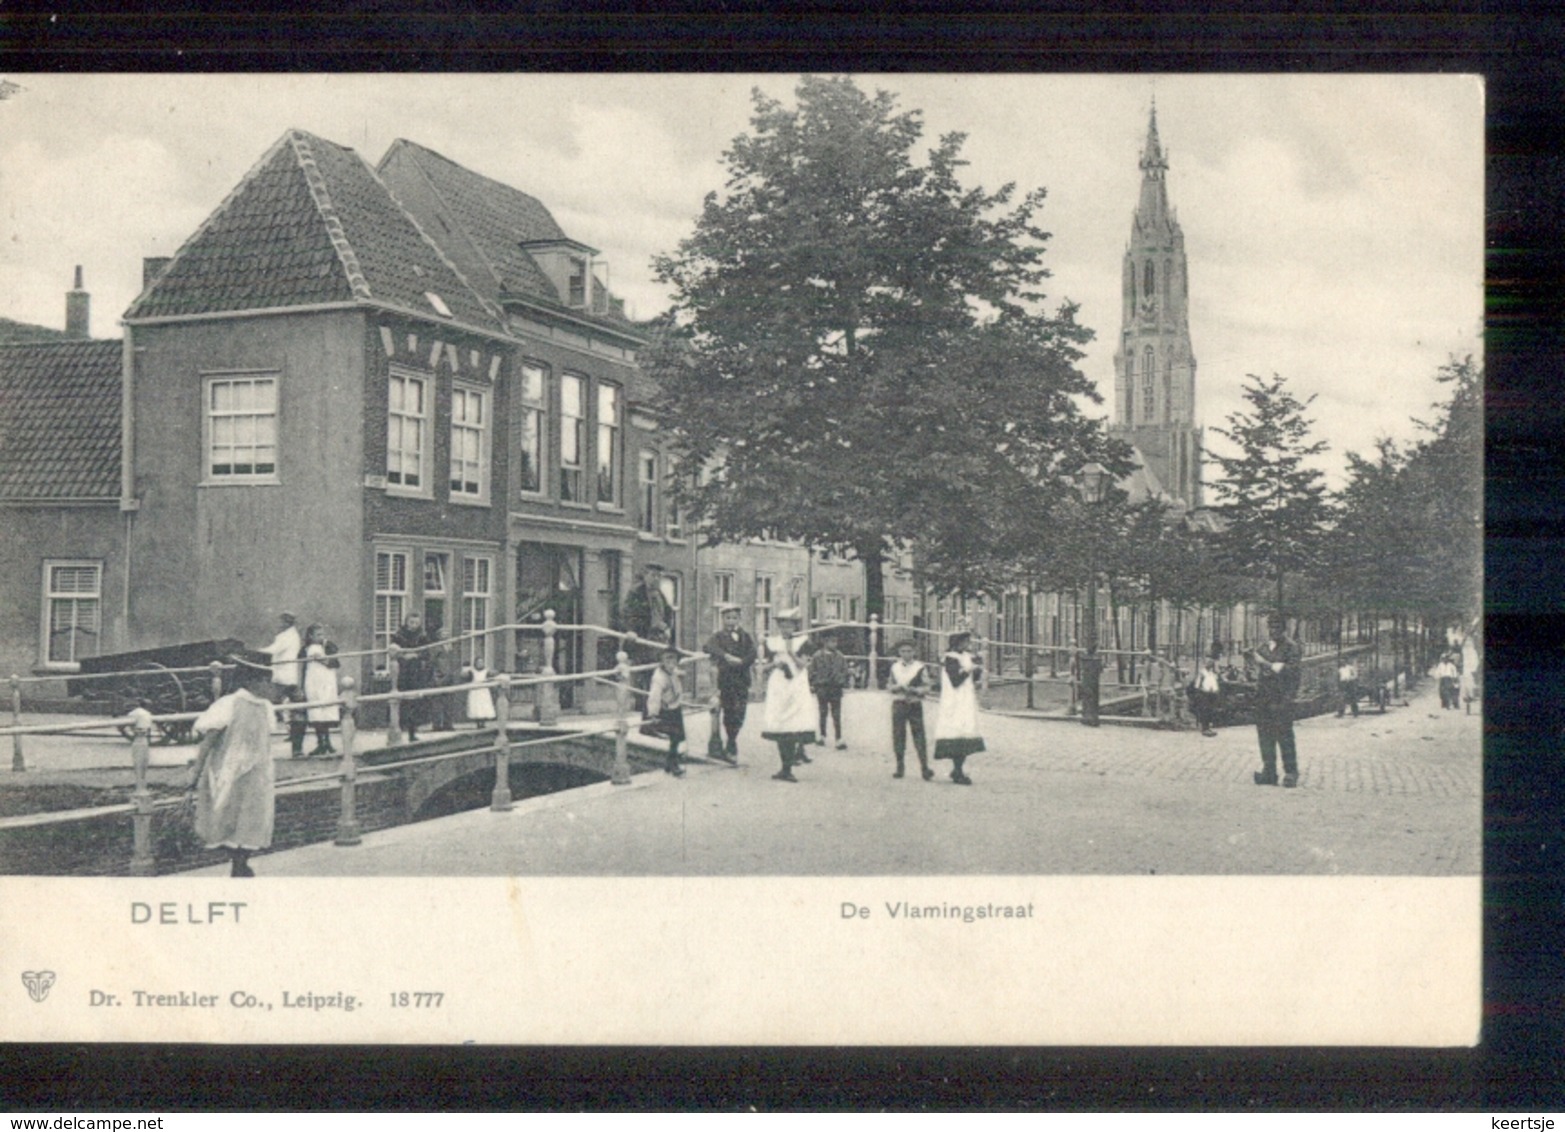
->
[517,363,547,497]
[41,559,102,670]
[202,371,279,484]
[461,555,493,667]
[712,571,735,633]
[596,383,621,508]
[449,382,490,504]
[559,373,586,504]
[822,595,844,623]
[638,450,658,535]
[666,472,684,540]
[754,573,774,639]
[374,549,411,669]
[387,367,432,498]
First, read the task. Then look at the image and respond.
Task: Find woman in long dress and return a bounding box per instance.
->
[302,623,340,756]
[188,658,276,877]
[760,609,818,782]
[933,631,986,785]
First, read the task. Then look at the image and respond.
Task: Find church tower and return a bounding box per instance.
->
[1109,104,1202,507]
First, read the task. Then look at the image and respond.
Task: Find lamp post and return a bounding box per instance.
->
[1077,462,1107,727]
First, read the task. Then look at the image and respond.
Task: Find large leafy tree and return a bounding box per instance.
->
[1206,372,1333,611]
[647,75,1110,629]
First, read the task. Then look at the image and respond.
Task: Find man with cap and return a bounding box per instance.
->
[623,563,674,714]
[261,611,307,759]
[1247,612,1303,787]
[704,603,757,763]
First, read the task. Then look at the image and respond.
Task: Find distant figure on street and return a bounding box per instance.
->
[391,613,432,742]
[262,611,307,758]
[624,563,674,713]
[933,631,985,785]
[1248,613,1303,788]
[809,631,850,749]
[1436,652,1461,710]
[761,608,817,782]
[645,648,688,777]
[1189,655,1222,737]
[704,603,756,764]
[428,626,456,731]
[188,655,276,877]
[886,639,934,781]
[463,652,497,729]
[301,623,340,756]
[1336,658,1360,718]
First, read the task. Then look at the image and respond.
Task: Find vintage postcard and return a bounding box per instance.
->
[0,73,1483,1046]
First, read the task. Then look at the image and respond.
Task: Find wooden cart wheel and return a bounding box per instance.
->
[135,662,189,744]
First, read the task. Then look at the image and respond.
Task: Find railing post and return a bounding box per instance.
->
[128,705,155,876]
[334,677,361,846]
[612,649,632,786]
[978,637,991,711]
[10,674,24,772]
[386,646,402,747]
[538,609,559,726]
[490,674,513,812]
[208,660,224,706]
[868,613,880,690]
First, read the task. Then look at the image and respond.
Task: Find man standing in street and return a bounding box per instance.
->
[1336,657,1360,718]
[1249,612,1303,788]
[704,603,757,763]
[262,610,307,759]
[623,563,673,714]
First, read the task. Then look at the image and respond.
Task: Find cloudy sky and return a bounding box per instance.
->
[0,73,1481,485]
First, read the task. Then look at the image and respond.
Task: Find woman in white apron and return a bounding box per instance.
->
[760,609,817,782]
[933,631,986,785]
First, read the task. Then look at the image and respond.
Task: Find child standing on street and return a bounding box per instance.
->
[933,631,986,785]
[809,632,850,749]
[464,651,497,728]
[887,639,934,781]
[646,647,688,777]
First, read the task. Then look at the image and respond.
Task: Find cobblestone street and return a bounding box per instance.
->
[176,677,1479,878]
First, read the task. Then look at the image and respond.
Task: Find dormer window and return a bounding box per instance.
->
[567,258,587,308]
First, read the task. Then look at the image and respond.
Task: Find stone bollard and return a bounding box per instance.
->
[386,646,402,747]
[10,674,23,772]
[612,649,631,786]
[490,674,513,812]
[128,705,155,876]
[538,610,559,726]
[868,614,880,690]
[334,677,361,846]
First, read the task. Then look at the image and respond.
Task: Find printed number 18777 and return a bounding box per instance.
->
[391,992,444,1007]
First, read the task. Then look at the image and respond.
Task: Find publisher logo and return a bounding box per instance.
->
[22,970,56,1003]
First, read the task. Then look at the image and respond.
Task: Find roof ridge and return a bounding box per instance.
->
[124,129,306,321]
[288,131,374,302]
[380,139,506,298]
[386,137,561,234]
[369,142,506,327]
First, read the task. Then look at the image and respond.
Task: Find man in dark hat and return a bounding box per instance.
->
[1248,612,1303,787]
[704,603,757,763]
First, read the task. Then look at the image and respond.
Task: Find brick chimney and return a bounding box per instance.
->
[65,265,89,338]
[142,256,172,288]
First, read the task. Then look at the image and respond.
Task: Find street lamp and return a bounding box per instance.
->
[1076,461,1107,727]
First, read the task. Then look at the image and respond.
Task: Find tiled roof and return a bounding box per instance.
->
[377,139,566,305]
[0,317,72,345]
[125,130,504,334]
[0,339,121,500]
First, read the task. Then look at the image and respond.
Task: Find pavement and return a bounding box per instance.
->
[155,678,1481,877]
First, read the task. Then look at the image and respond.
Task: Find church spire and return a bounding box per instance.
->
[1136,102,1171,229]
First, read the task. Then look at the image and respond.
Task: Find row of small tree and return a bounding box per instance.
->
[645,75,1481,668]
